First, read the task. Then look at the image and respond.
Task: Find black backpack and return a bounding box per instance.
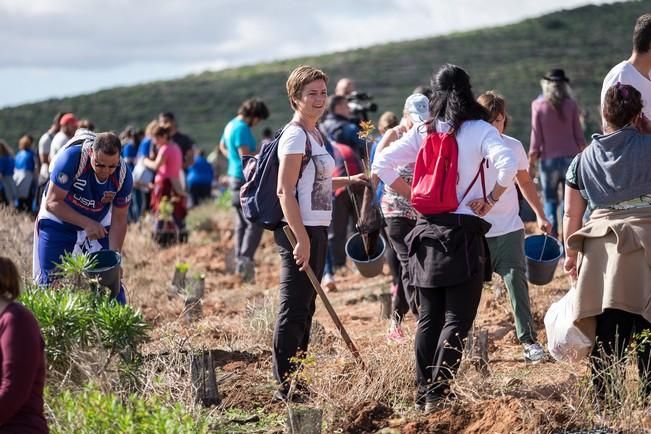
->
[239,122,313,230]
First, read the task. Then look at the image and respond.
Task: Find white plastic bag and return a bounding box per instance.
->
[544,286,593,363]
[132,157,154,189]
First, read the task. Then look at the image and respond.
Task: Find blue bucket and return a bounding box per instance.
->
[345,233,386,278]
[524,234,563,285]
[86,250,122,297]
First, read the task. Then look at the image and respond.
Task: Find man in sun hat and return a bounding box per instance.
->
[529,69,585,237]
[48,113,79,171]
[601,13,651,131]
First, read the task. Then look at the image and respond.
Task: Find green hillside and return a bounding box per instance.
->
[0,1,647,152]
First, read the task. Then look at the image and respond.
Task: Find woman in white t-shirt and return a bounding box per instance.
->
[373,64,518,412]
[477,91,551,364]
[272,65,366,402]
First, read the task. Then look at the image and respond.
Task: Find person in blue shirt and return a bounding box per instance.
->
[218,98,269,283]
[33,132,133,304]
[0,140,16,207]
[187,149,214,206]
[13,135,39,213]
[121,126,142,222]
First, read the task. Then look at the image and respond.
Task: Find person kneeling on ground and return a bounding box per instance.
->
[33,132,132,304]
[565,83,651,405]
[477,90,551,363]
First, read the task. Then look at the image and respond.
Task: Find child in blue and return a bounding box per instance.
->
[187,149,214,206]
[34,132,133,304]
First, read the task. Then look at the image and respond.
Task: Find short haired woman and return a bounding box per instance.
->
[273,65,366,401]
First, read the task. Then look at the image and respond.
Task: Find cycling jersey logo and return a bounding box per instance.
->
[101,191,116,204]
[57,172,69,184]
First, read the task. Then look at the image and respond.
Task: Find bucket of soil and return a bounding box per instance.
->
[345,233,386,278]
[85,250,121,297]
[524,234,562,285]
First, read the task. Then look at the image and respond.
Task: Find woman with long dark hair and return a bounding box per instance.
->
[373,64,517,412]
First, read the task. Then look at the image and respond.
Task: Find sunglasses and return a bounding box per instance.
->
[92,153,119,170]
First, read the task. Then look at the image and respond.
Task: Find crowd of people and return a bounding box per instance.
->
[1,12,651,429]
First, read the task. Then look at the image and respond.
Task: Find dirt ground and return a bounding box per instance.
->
[6,204,645,433]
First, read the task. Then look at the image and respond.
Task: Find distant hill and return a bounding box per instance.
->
[0,1,646,153]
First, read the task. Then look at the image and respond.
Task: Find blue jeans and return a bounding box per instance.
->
[539,157,574,235]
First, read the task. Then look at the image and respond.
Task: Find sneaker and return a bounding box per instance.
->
[387,320,407,343]
[523,342,546,363]
[322,273,337,292]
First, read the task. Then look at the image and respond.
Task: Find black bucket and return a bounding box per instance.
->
[86,250,122,297]
[345,233,386,278]
[524,234,563,286]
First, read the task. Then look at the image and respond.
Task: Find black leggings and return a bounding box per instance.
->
[591,308,651,400]
[272,225,328,390]
[415,272,483,400]
[386,217,418,320]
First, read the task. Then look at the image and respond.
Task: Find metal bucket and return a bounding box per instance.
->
[86,250,122,297]
[524,234,563,286]
[345,233,386,278]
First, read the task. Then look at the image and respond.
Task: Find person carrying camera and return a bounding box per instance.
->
[319,95,366,158]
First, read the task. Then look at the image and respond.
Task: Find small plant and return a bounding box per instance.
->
[175,261,190,274]
[158,196,174,222]
[54,252,99,290]
[216,189,232,212]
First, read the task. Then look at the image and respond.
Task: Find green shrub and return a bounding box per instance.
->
[19,287,148,373]
[46,385,212,434]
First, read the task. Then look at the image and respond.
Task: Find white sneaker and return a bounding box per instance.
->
[523,342,546,363]
[322,273,337,292]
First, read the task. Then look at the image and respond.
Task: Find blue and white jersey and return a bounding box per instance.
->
[44,145,133,230]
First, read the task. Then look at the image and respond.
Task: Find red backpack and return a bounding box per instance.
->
[411,131,486,215]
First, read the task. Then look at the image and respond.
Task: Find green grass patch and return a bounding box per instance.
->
[46,385,212,434]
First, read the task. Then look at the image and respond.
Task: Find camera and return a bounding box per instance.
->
[346,91,378,124]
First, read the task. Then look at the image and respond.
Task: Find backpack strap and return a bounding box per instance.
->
[460,158,487,202]
[73,132,127,191]
[287,121,315,178]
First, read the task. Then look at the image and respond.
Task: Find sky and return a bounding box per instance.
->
[0,0,615,108]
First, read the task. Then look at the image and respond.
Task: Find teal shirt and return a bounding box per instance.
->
[222,117,256,180]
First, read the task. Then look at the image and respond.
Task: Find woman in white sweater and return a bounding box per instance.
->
[372,64,517,412]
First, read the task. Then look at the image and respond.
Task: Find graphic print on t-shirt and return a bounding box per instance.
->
[311,155,333,211]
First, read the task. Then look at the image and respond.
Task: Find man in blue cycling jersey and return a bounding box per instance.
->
[33,132,133,304]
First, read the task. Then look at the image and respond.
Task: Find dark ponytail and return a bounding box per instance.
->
[427,64,489,133]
